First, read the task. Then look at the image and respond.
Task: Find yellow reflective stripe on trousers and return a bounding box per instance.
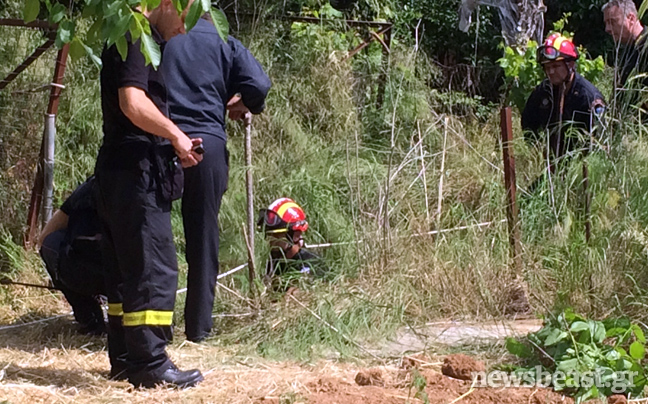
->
[108,303,123,317]
[123,310,174,326]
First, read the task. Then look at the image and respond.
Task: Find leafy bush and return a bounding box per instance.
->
[506,309,648,402]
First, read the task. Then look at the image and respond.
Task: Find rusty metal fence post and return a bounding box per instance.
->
[500,107,530,314]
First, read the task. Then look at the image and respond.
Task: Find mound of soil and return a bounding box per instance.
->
[355,368,384,386]
[441,354,485,381]
[423,371,574,404]
[301,367,576,404]
[608,395,627,404]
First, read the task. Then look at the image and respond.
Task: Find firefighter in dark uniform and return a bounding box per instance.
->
[38,176,105,336]
[603,0,648,111]
[94,0,204,388]
[162,16,271,343]
[522,34,605,172]
[258,198,328,291]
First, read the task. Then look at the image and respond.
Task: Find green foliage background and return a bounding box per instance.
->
[3,2,648,389]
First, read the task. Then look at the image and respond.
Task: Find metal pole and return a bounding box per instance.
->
[500,107,522,267]
[25,44,69,247]
[42,114,56,224]
[501,107,530,314]
[244,113,256,293]
[376,27,391,109]
[583,161,591,243]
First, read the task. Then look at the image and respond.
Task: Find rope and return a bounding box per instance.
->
[176,263,247,295]
[0,312,72,332]
[0,220,503,330]
[305,219,505,248]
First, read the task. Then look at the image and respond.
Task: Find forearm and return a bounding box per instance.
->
[37,210,68,248]
[119,87,183,143]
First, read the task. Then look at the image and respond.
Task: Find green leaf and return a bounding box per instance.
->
[23,0,40,23]
[505,338,533,358]
[633,325,646,343]
[144,0,161,12]
[209,7,228,42]
[140,32,161,67]
[68,37,85,61]
[87,18,103,44]
[183,0,204,32]
[630,341,645,360]
[606,327,629,338]
[81,3,96,18]
[556,358,579,374]
[172,0,188,13]
[83,42,102,67]
[55,20,75,48]
[116,36,128,61]
[129,17,142,41]
[570,321,589,333]
[606,350,621,362]
[592,322,606,344]
[107,7,132,47]
[49,3,66,23]
[545,328,568,346]
[575,385,599,404]
[103,0,123,17]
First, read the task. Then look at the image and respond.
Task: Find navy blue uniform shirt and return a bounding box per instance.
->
[522,72,605,156]
[162,18,271,141]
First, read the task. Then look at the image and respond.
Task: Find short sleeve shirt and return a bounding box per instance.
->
[100,29,167,146]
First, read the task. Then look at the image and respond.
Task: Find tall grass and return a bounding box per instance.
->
[2,12,648,361]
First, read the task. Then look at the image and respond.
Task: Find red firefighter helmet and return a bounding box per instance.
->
[257,198,309,234]
[537,33,579,64]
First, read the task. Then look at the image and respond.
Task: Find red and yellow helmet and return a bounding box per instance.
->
[537,33,579,64]
[257,198,309,234]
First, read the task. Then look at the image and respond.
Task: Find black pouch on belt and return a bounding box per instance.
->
[152,143,184,201]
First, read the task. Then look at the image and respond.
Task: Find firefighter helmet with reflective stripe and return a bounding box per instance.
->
[537,33,579,64]
[257,198,309,234]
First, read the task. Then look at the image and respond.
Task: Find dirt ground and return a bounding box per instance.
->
[0,314,589,404]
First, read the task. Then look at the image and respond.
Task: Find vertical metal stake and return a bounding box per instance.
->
[244,113,256,293]
[25,44,69,247]
[500,107,529,314]
[500,107,522,268]
[42,113,56,224]
[583,161,591,243]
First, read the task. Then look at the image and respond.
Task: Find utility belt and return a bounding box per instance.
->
[97,138,183,202]
[151,142,183,202]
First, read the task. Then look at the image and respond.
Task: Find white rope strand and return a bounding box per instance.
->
[176,263,248,295]
[305,219,506,248]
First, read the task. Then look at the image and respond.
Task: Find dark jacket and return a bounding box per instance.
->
[617,27,648,112]
[57,177,103,296]
[522,72,605,158]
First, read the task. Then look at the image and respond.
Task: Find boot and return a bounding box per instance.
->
[129,364,203,389]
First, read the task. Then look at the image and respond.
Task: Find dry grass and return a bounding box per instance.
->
[0,313,410,404]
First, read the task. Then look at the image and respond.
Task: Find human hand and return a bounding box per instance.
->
[180,138,204,168]
[172,134,202,167]
[227,95,249,121]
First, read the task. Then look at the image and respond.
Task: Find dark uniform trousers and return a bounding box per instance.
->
[40,230,104,327]
[95,148,178,377]
[182,135,229,341]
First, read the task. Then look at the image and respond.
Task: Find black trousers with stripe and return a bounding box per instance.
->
[95,146,178,377]
[182,135,229,341]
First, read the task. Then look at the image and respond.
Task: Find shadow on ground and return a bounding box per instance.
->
[0,315,105,352]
